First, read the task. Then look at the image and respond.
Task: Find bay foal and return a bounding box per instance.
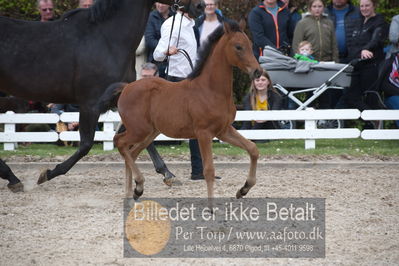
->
[115,20,262,202]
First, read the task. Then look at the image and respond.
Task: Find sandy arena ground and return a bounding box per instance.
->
[0,158,398,265]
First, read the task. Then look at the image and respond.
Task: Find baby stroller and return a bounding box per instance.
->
[259,46,354,128]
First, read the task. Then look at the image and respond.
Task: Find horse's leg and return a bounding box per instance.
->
[146,142,175,183]
[0,159,23,192]
[128,132,160,199]
[217,126,259,199]
[114,133,134,198]
[196,133,215,208]
[115,131,157,199]
[117,124,174,182]
[38,105,99,184]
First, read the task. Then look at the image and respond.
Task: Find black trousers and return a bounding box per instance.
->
[336,61,379,111]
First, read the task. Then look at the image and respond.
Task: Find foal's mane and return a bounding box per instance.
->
[89,0,122,23]
[188,20,241,80]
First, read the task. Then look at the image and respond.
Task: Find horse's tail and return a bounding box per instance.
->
[98,82,127,114]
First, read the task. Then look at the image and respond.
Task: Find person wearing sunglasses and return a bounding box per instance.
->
[37,0,55,22]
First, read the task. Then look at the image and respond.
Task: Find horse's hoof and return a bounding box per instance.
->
[37,169,49,185]
[163,177,173,187]
[163,177,182,187]
[133,193,142,201]
[164,170,176,179]
[7,182,24,193]
[236,187,248,199]
[133,188,143,200]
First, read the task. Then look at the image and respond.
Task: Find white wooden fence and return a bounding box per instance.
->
[1,109,398,151]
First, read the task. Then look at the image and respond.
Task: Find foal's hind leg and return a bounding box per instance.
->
[114,132,135,198]
[127,132,160,199]
[116,124,175,181]
[114,130,159,199]
[217,126,259,198]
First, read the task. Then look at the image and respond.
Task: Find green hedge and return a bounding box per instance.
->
[0,0,79,20]
[1,0,397,103]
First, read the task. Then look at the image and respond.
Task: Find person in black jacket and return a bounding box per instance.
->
[144,3,173,79]
[241,70,283,130]
[336,0,388,112]
[248,0,293,59]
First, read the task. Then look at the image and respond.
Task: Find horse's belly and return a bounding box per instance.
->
[154,115,196,139]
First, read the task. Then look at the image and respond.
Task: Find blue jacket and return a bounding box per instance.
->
[248,1,293,59]
[325,2,361,62]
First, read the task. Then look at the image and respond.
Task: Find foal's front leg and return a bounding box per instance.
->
[218,126,259,198]
[197,133,216,207]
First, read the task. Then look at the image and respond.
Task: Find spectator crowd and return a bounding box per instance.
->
[1,0,399,131]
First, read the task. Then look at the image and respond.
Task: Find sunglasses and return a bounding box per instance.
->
[41,8,53,12]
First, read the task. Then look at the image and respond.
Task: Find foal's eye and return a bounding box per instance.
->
[235,45,243,51]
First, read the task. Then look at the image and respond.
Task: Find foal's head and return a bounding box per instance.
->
[223,20,262,79]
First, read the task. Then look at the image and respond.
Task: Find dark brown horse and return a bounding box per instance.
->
[0,0,204,192]
[113,21,262,202]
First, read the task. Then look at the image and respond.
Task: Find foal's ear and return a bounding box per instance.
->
[238,18,246,32]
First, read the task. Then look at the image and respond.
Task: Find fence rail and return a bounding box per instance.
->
[1,109,398,151]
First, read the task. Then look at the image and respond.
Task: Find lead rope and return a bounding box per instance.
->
[165,0,194,79]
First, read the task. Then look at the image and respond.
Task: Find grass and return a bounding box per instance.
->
[1,139,399,158]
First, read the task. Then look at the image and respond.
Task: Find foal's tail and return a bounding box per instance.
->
[98,82,127,114]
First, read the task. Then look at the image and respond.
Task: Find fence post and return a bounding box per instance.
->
[103,121,114,151]
[4,111,16,151]
[304,109,316,149]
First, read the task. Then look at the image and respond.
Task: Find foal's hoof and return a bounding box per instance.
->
[133,194,140,201]
[7,182,24,193]
[236,187,248,199]
[37,169,50,185]
[133,189,143,200]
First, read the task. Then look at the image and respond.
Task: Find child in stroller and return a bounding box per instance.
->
[294,41,318,63]
[259,46,354,128]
